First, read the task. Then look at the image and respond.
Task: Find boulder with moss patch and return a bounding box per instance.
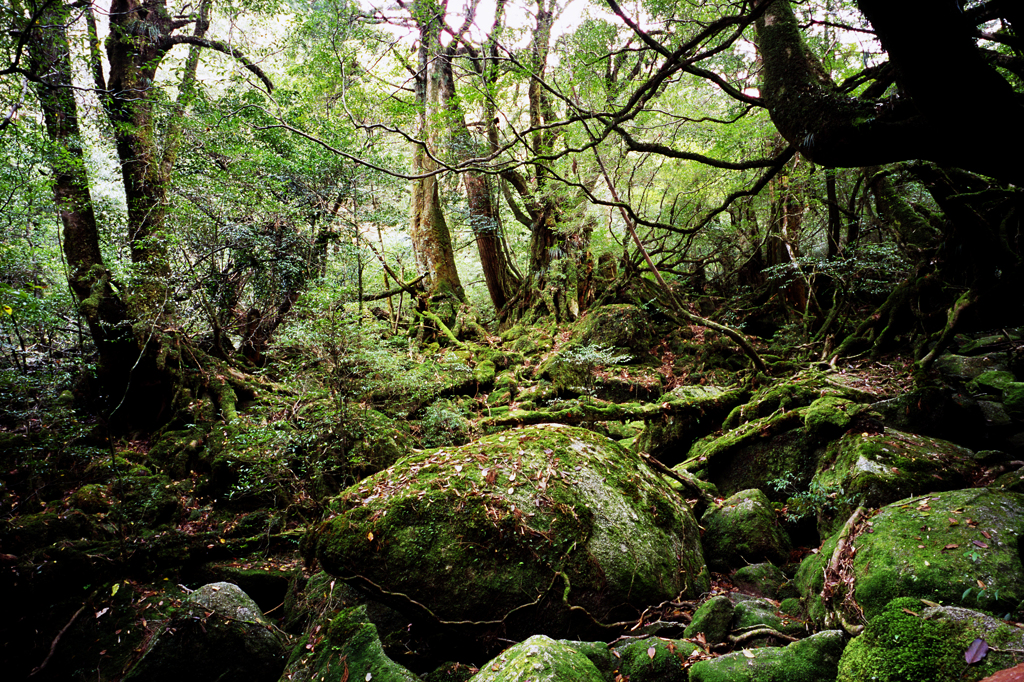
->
[309,424,708,653]
[684,595,734,644]
[836,598,1024,682]
[282,605,420,682]
[467,635,605,682]
[688,630,846,682]
[796,489,1024,629]
[810,429,984,536]
[611,636,700,682]
[701,489,791,571]
[732,563,798,600]
[123,582,287,682]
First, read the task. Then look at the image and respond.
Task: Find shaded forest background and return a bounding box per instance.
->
[2,0,1024,680]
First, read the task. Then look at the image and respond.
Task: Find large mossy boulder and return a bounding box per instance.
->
[701,489,791,571]
[123,582,287,682]
[687,630,846,682]
[836,598,1024,682]
[467,635,605,682]
[282,605,420,682]
[811,428,984,536]
[308,424,709,651]
[797,489,1024,628]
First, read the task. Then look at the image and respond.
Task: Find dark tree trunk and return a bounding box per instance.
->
[24,1,143,405]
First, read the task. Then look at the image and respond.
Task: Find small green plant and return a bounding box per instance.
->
[769,473,859,521]
[421,399,471,447]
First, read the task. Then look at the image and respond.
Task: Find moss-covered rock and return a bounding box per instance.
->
[684,595,734,644]
[803,396,854,440]
[1003,383,1024,420]
[732,563,798,600]
[282,605,420,682]
[688,630,846,682]
[810,428,982,536]
[701,489,791,571]
[935,354,1010,382]
[872,386,988,450]
[466,635,605,682]
[123,582,287,682]
[632,385,749,466]
[310,424,708,651]
[971,371,1017,395]
[68,483,112,513]
[731,596,805,637]
[796,489,1024,628]
[681,410,822,501]
[835,598,1024,682]
[611,636,700,682]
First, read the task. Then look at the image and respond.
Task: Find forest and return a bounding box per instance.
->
[2,0,1024,680]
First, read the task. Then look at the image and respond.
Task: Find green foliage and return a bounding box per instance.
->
[420,399,471,447]
[769,472,858,522]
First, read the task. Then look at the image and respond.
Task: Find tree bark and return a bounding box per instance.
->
[24,0,137,388]
[753,0,1024,186]
[408,0,465,308]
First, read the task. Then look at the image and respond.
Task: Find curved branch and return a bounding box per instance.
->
[166,35,275,93]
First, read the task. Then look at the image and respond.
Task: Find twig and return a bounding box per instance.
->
[29,594,93,676]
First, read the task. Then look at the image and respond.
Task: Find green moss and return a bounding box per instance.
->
[688,630,846,682]
[797,489,1024,628]
[836,598,973,682]
[468,635,606,682]
[811,429,981,536]
[282,606,420,682]
[612,637,698,682]
[802,396,854,439]
[312,424,708,646]
[684,595,734,644]
[701,489,791,570]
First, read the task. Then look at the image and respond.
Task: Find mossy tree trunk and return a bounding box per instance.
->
[408,0,465,317]
[24,0,136,386]
[24,0,272,428]
[436,12,520,320]
[500,0,595,326]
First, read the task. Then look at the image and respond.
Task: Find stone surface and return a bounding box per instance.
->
[467,635,606,682]
[123,582,287,682]
[688,630,846,682]
[281,605,420,682]
[836,598,1024,682]
[701,489,791,570]
[797,489,1024,627]
[684,596,735,644]
[309,424,709,649]
[810,428,982,535]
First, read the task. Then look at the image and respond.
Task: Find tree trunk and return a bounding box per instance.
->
[24,0,141,403]
[436,38,520,319]
[409,0,465,311]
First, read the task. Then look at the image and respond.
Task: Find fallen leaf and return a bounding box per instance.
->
[367,532,374,542]
[978,579,987,589]
[647,646,656,660]
[965,638,990,664]
[981,530,992,539]
[944,544,960,550]
[742,649,755,659]
[973,540,989,549]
